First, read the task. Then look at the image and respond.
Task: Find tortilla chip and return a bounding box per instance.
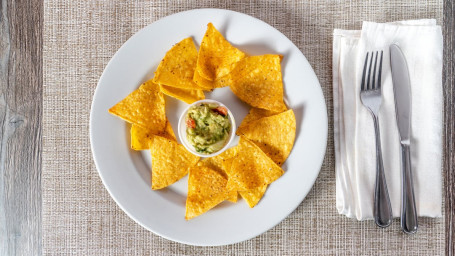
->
[223,157,267,206]
[196,23,246,81]
[201,147,238,177]
[185,165,230,220]
[162,120,177,140]
[227,191,238,203]
[218,157,238,203]
[153,38,201,90]
[221,157,234,176]
[193,68,228,90]
[227,54,287,112]
[226,137,284,191]
[196,159,238,203]
[200,147,239,202]
[151,136,199,190]
[193,69,216,90]
[237,110,296,166]
[159,84,205,104]
[131,125,153,150]
[237,108,282,135]
[131,120,176,150]
[109,80,166,132]
[239,185,268,208]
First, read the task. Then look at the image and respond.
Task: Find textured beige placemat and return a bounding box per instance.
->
[43,1,444,255]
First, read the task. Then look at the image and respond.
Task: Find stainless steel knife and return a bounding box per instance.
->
[390,44,418,234]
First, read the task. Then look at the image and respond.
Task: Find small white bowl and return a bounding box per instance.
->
[178,99,236,158]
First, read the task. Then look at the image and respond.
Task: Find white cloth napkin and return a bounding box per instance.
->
[333,20,443,220]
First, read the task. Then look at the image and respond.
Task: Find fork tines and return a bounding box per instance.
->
[361,51,384,91]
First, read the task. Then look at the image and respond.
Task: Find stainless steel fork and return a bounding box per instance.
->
[360,51,393,228]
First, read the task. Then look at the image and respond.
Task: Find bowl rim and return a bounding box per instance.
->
[177,99,236,158]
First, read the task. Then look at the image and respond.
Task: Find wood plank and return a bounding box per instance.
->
[0,0,43,255]
[443,0,455,255]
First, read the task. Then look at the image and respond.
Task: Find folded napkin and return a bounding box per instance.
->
[333,20,443,220]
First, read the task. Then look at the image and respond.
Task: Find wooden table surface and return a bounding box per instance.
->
[0,0,453,255]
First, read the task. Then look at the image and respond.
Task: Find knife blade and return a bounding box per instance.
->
[390,44,418,234]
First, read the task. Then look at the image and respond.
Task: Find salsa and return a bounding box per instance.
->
[186,103,230,154]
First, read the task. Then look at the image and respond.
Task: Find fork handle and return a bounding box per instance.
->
[400,143,418,234]
[372,114,393,228]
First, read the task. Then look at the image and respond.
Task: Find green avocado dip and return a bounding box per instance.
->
[186,103,231,154]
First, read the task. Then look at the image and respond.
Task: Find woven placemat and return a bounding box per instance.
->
[43,1,444,255]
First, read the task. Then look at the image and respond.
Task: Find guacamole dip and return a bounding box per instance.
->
[186,103,230,154]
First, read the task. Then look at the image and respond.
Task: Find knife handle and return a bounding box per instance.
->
[400,143,418,234]
[372,114,393,228]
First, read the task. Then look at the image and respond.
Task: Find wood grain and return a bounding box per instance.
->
[0,0,42,255]
[443,1,455,255]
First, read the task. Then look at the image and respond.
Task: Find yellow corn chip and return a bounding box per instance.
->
[201,147,238,178]
[218,157,238,203]
[193,68,228,90]
[221,157,234,176]
[227,191,238,203]
[109,80,166,132]
[162,120,176,140]
[153,38,202,90]
[196,23,246,81]
[197,159,238,203]
[151,136,199,190]
[185,165,230,220]
[239,185,268,208]
[237,108,282,135]
[159,84,205,104]
[223,157,266,206]
[226,137,284,191]
[201,147,239,202]
[131,120,176,150]
[237,110,296,166]
[193,70,216,90]
[131,125,153,150]
[227,54,287,113]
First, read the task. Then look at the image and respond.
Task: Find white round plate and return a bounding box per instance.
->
[90,9,327,246]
